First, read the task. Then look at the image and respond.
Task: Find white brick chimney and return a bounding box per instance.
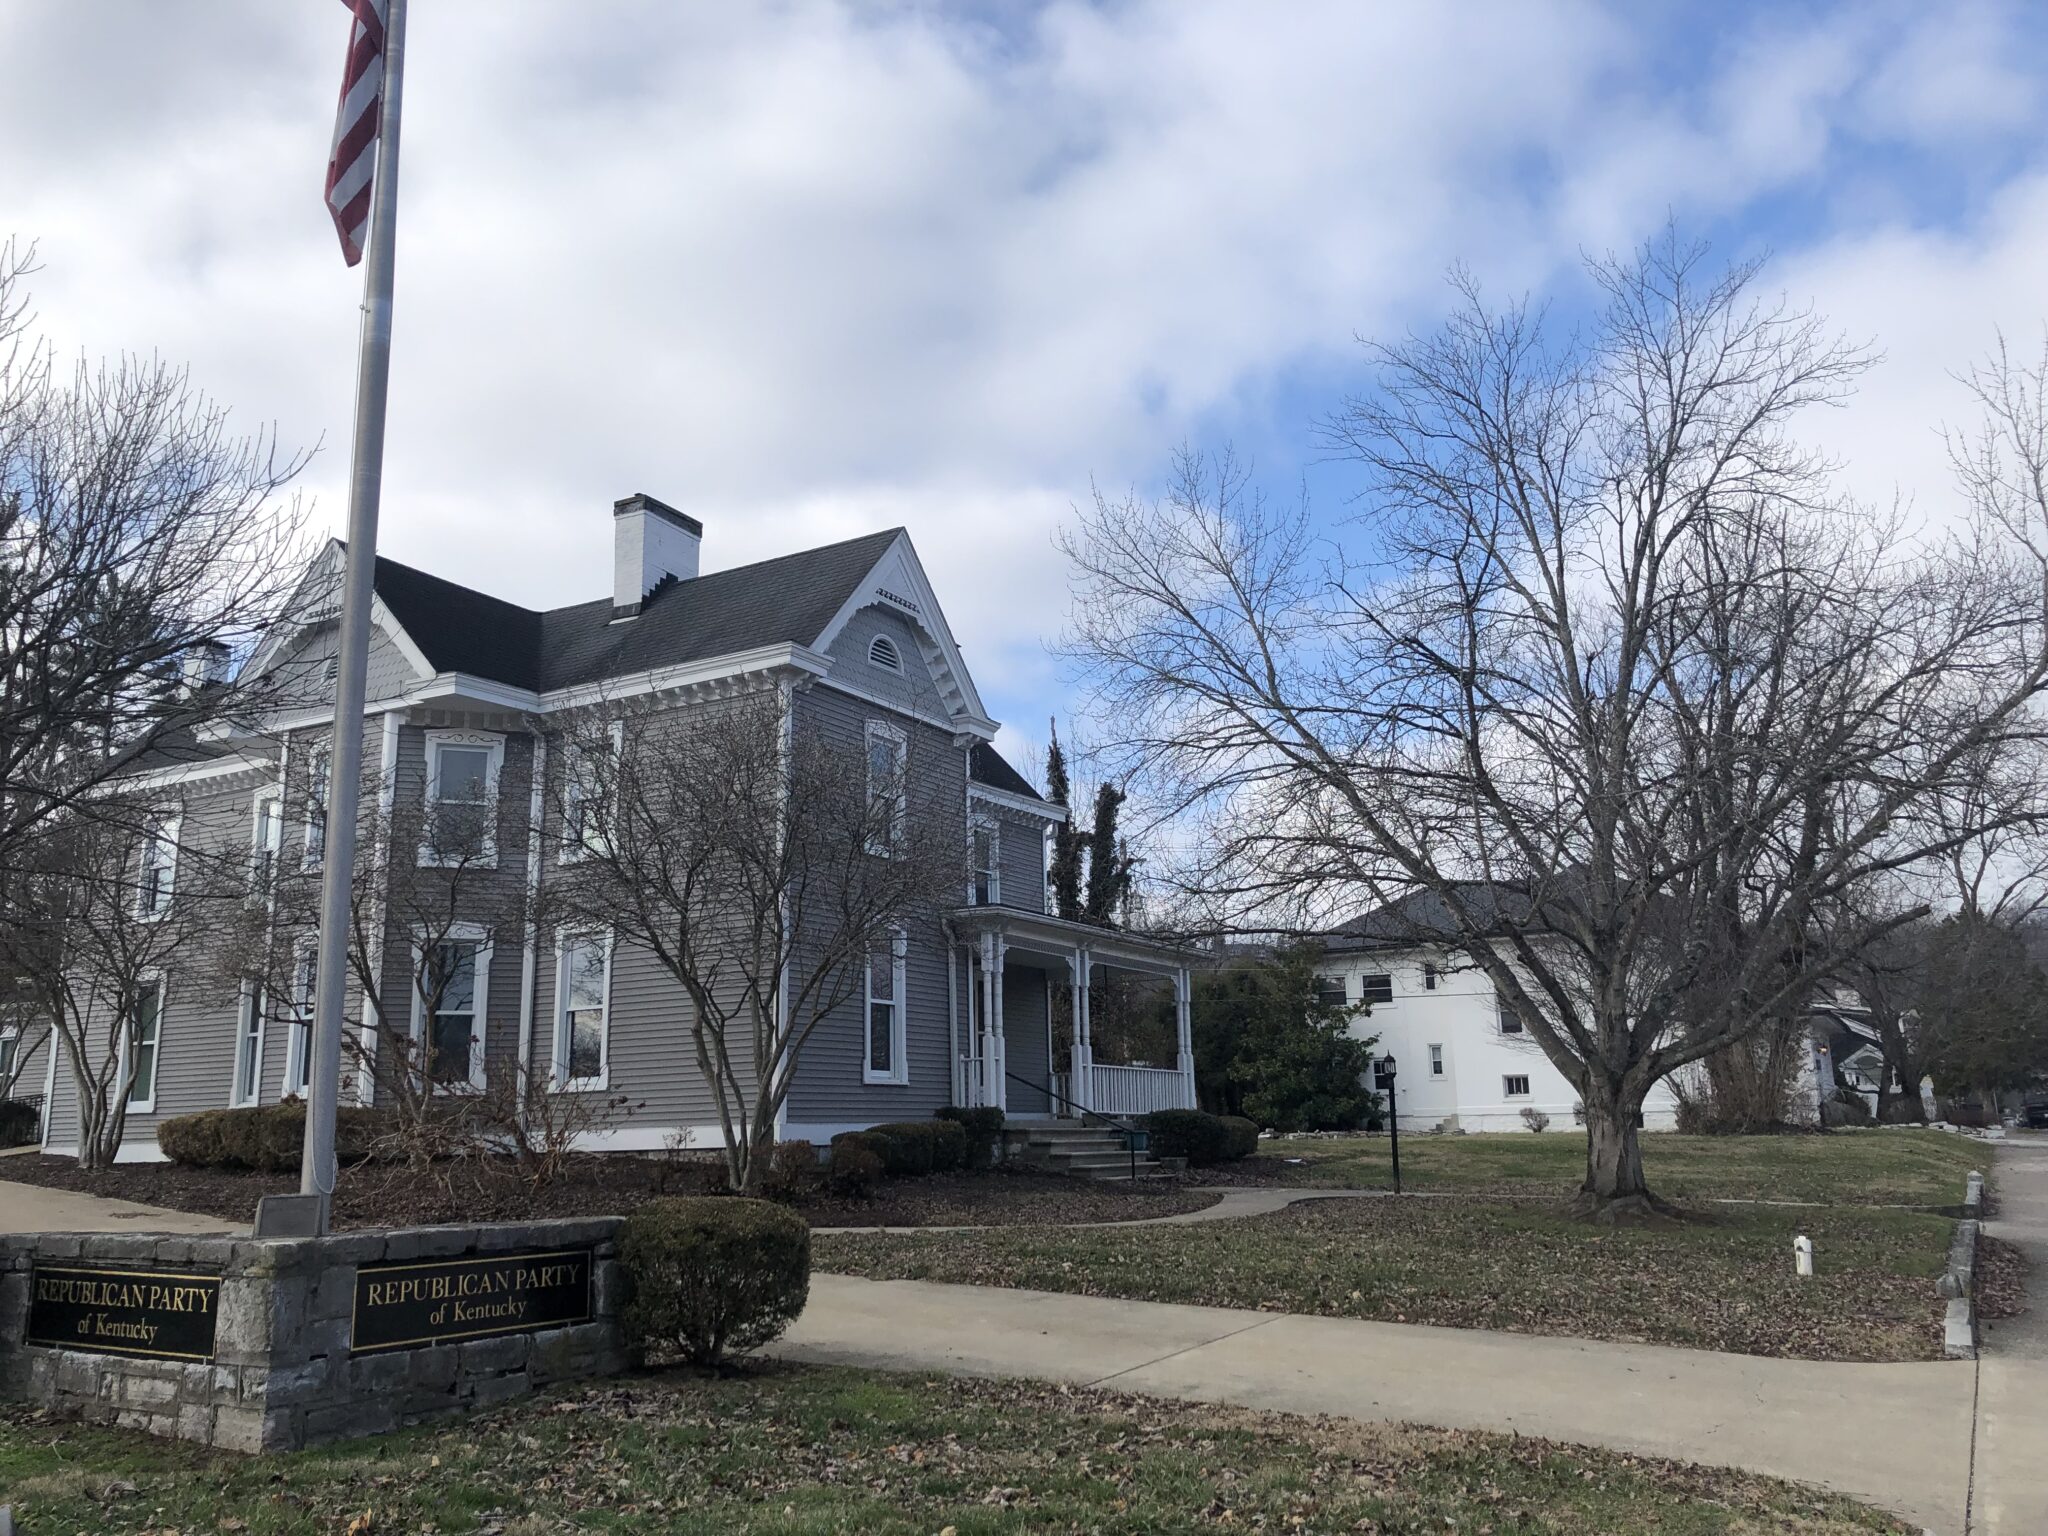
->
[612,492,701,615]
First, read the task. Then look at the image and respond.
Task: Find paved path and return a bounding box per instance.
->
[775,1272,1974,1533]
[0,1176,241,1236]
[1972,1134,2048,1534]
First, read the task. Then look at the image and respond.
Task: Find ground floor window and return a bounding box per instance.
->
[555,933,610,1088]
[1428,1043,1444,1076]
[413,933,489,1090]
[1503,1074,1531,1098]
[286,949,317,1098]
[865,928,908,1084]
[0,1029,19,1084]
[232,986,264,1107]
[127,978,163,1110]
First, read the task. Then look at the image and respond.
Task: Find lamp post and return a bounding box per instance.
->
[1381,1053,1401,1195]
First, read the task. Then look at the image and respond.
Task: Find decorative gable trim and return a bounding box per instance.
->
[812,532,994,736]
[240,542,435,687]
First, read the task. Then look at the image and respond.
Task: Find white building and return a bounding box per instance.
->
[1319,897,1679,1134]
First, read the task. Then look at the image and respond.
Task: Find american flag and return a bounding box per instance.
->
[324,0,390,267]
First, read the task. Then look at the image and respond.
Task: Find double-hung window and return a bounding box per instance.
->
[0,1028,18,1086]
[1359,973,1394,1006]
[1496,997,1525,1035]
[1312,976,1347,1009]
[285,947,317,1098]
[560,722,621,863]
[303,747,331,871]
[231,984,265,1107]
[554,932,611,1088]
[412,930,490,1091]
[135,815,179,919]
[864,721,906,855]
[126,978,163,1112]
[251,790,283,889]
[969,818,999,906]
[421,732,502,867]
[1428,1042,1445,1077]
[864,927,908,1084]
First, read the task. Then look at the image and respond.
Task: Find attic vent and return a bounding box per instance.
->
[323,655,339,683]
[868,635,902,672]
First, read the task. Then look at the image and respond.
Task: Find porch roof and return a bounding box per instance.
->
[947,905,1205,971]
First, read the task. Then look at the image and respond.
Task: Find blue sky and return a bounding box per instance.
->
[3,1,2046,781]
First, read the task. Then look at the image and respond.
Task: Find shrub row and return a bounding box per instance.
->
[936,1104,1005,1169]
[155,1102,378,1172]
[1146,1108,1258,1167]
[618,1196,810,1366]
[0,1099,40,1149]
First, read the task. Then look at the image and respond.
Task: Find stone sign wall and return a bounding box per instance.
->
[0,1218,632,1452]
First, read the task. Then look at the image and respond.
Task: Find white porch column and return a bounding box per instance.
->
[1174,965,1196,1109]
[977,932,997,1109]
[1068,946,1093,1115]
[989,934,1008,1114]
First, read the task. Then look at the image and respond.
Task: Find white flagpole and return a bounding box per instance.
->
[300,0,408,1229]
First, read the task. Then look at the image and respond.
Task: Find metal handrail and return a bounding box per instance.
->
[1006,1069,1145,1181]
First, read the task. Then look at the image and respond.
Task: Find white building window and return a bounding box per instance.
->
[250,789,283,888]
[560,722,621,864]
[1429,1043,1444,1077]
[285,946,317,1098]
[969,818,999,906]
[0,1029,17,1084]
[231,984,265,1108]
[135,815,180,919]
[1496,997,1525,1035]
[868,634,902,671]
[411,928,491,1091]
[303,746,331,871]
[126,977,164,1112]
[1312,976,1347,1009]
[1423,963,1439,990]
[864,720,906,855]
[864,928,908,1084]
[421,732,503,867]
[1503,1074,1531,1098]
[1359,973,1393,1006]
[554,932,611,1089]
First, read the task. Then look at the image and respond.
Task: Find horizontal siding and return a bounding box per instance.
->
[823,605,951,719]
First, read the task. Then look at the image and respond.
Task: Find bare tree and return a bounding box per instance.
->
[1064,232,2048,1220]
[546,686,961,1192]
[0,240,308,889]
[0,804,241,1167]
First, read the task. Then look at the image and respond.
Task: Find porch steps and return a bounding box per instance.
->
[1009,1122,1172,1182]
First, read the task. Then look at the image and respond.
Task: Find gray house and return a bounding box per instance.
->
[38,497,1195,1161]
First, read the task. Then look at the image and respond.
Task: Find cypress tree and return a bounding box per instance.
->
[1083,782,1133,925]
[1045,720,1084,920]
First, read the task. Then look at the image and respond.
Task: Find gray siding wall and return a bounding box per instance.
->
[823,606,950,719]
[1002,967,1052,1113]
[975,801,1049,914]
[783,684,964,1129]
[263,623,421,708]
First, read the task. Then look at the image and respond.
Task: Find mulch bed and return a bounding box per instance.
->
[0,1152,1217,1231]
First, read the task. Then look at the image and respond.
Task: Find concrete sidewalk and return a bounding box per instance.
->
[1973,1135,2048,1535]
[775,1272,1974,1533]
[0,1175,241,1236]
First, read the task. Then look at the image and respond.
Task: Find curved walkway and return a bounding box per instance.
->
[811,1184,1376,1235]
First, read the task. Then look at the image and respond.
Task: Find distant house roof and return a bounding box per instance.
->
[368,528,905,694]
[1328,885,1548,950]
[968,741,1041,801]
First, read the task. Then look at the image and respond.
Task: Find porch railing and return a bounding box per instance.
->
[1076,1064,1192,1117]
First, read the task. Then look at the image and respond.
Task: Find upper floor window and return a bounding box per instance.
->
[1423,963,1439,990]
[864,720,906,855]
[1312,976,1347,1009]
[555,932,611,1088]
[560,722,621,864]
[303,746,331,871]
[864,927,908,1084]
[969,818,999,906]
[421,732,503,867]
[1497,997,1524,1035]
[135,815,180,919]
[1359,973,1394,1006]
[126,978,163,1111]
[250,790,283,888]
[868,634,902,672]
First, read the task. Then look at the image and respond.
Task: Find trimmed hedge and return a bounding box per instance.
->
[1218,1114,1260,1161]
[1145,1108,1231,1167]
[928,1118,968,1173]
[865,1121,939,1177]
[618,1197,810,1365]
[0,1099,41,1149]
[155,1103,377,1172]
[762,1139,818,1202]
[937,1105,1004,1169]
[827,1141,884,1198]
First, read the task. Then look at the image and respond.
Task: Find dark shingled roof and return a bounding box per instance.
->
[1329,885,1546,949]
[969,742,1041,801]
[370,529,904,693]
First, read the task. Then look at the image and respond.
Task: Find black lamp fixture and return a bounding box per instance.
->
[1381,1052,1401,1195]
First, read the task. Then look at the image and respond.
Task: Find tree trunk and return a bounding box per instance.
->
[1570,1079,1676,1224]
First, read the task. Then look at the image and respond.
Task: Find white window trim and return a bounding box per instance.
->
[1313,976,1347,1008]
[301,744,331,873]
[969,814,1000,906]
[1497,997,1524,1035]
[1359,972,1394,1006]
[1428,1042,1445,1077]
[283,939,318,1099]
[125,971,166,1114]
[135,814,182,921]
[409,923,492,1093]
[419,730,505,869]
[864,719,907,856]
[1503,1074,1532,1098]
[249,784,284,886]
[552,927,614,1092]
[230,980,266,1108]
[0,1027,18,1085]
[863,926,909,1085]
[558,720,623,866]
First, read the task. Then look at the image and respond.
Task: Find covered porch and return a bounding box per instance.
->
[946,906,1198,1121]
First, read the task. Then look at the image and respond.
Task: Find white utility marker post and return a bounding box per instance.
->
[297,0,410,1234]
[1793,1234,1814,1278]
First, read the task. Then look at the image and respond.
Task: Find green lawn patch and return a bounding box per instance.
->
[1230,1128,1986,1205]
[817,1197,1952,1360]
[0,1363,1910,1534]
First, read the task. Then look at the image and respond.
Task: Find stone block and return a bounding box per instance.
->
[307,1397,397,1444]
[348,1351,412,1393]
[177,1400,213,1444]
[119,1373,181,1410]
[310,1265,356,1321]
[32,1234,84,1259]
[1945,1298,1976,1359]
[459,1333,530,1375]
[316,1233,389,1268]
[265,1354,339,1406]
[214,1278,275,1363]
[379,1226,477,1262]
[592,1260,627,1318]
[467,1370,531,1412]
[408,1345,458,1391]
[53,1352,103,1403]
[300,1316,351,1360]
